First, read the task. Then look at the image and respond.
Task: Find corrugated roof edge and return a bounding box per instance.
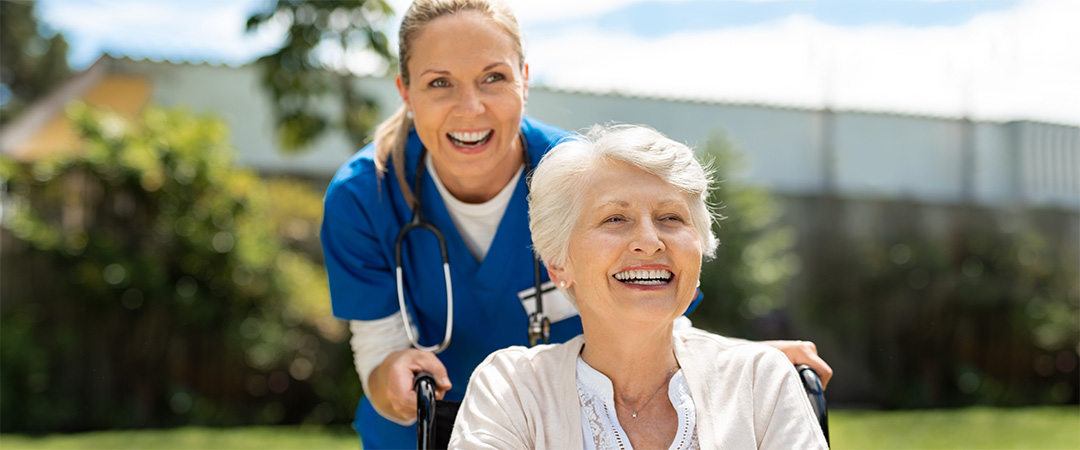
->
[104,53,250,69]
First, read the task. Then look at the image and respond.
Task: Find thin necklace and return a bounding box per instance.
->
[615,366,678,419]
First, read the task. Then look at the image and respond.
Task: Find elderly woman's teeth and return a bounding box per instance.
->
[613,269,673,285]
[448,130,493,147]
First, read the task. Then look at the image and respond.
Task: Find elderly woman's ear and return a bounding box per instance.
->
[547,265,570,288]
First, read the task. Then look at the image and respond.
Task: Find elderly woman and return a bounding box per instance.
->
[449,124,828,449]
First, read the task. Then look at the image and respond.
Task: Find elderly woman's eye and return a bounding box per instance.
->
[603,216,625,224]
[430,78,450,88]
[662,215,686,223]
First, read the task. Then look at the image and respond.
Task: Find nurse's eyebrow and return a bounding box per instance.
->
[417,62,512,78]
[419,69,451,77]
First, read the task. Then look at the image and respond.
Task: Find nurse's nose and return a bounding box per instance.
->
[630,220,665,256]
[454,84,485,117]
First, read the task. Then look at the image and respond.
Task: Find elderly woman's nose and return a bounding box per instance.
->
[630,220,665,255]
[453,85,485,117]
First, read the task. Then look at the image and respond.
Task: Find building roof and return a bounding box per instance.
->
[0,57,153,161]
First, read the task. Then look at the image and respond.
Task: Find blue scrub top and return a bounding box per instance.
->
[321,117,701,449]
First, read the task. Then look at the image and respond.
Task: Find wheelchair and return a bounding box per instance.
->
[414,364,829,449]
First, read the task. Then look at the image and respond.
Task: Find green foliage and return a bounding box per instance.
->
[0,104,357,432]
[691,133,799,337]
[805,205,1079,408]
[0,1,72,125]
[246,0,395,152]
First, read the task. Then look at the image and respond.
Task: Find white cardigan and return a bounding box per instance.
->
[449,328,828,449]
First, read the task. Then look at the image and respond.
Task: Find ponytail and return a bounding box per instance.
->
[373,104,417,209]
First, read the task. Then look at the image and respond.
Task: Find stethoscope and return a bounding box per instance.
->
[394,132,550,354]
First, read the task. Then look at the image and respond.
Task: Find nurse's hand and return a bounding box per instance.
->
[762,340,833,389]
[368,349,452,422]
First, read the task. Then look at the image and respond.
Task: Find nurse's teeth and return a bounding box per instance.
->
[448,130,492,143]
[613,269,673,285]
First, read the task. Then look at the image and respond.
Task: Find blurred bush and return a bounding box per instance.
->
[0,104,358,432]
[802,206,1079,408]
[692,133,799,337]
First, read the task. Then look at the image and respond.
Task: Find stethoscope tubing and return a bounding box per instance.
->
[394,132,548,355]
[394,213,454,353]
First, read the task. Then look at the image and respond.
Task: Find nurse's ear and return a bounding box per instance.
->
[396,74,411,111]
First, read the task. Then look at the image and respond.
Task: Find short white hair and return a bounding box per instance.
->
[528,124,719,304]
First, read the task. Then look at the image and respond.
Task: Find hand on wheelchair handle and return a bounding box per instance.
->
[762,340,833,389]
[370,348,452,421]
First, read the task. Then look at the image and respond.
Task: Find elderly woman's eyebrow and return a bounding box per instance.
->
[595,198,686,208]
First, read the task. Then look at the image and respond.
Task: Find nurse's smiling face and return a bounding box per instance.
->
[397,11,529,202]
[553,160,703,328]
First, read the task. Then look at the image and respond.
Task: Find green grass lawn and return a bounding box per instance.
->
[1,406,1076,449]
[828,406,1079,450]
[0,425,358,450]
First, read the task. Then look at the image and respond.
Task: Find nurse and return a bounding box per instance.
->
[320,0,832,448]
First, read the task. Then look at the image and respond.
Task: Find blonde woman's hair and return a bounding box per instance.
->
[373,0,525,207]
[528,124,719,307]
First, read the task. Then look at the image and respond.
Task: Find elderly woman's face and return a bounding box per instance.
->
[556,160,703,326]
[397,11,528,185]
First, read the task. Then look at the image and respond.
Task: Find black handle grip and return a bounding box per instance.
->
[414,372,437,450]
[796,364,830,447]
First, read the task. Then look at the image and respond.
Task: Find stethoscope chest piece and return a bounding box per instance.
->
[528,312,551,347]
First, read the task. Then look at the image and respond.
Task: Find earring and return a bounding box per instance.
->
[559,281,566,288]
[696,279,701,288]
[406,110,414,120]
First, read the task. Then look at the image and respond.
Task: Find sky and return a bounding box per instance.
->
[32,0,1080,125]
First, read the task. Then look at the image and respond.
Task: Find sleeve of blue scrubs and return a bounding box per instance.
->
[321,186,400,321]
[685,289,704,315]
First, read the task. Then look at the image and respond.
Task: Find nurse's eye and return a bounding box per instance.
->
[429,78,451,88]
[484,72,506,83]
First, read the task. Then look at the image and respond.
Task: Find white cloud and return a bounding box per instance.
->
[523,0,1080,124]
[38,0,286,67]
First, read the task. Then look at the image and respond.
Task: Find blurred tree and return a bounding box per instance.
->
[0,104,358,432]
[803,205,1079,408]
[691,133,799,338]
[0,0,71,126]
[246,0,395,152]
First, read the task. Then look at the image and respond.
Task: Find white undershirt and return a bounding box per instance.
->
[348,156,524,424]
[426,153,524,262]
[577,357,699,450]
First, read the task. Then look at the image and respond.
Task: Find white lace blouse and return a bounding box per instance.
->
[576,357,699,450]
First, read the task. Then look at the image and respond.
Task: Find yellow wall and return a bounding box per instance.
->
[13,75,152,161]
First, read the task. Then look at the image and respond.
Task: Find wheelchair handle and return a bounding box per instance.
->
[796,364,830,447]
[414,372,437,450]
